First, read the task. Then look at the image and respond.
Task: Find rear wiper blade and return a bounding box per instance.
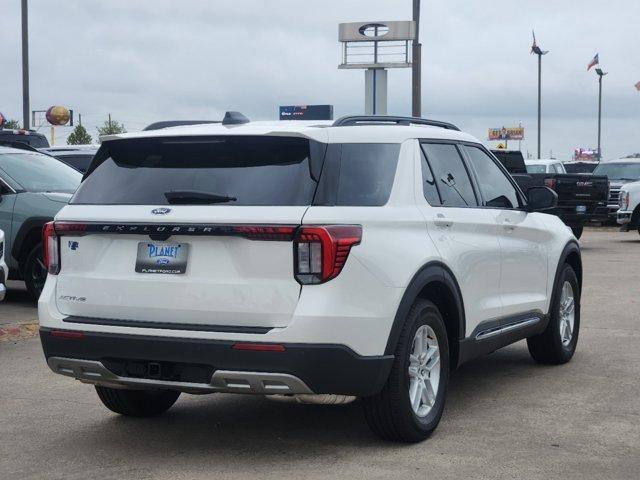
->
[164,190,237,205]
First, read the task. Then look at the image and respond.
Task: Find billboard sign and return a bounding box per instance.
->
[279,105,333,121]
[488,126,524,141]
[573,148,599,161]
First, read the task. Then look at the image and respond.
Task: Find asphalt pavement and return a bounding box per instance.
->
[1,228,639,480]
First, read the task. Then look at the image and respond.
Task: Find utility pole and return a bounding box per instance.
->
[412,0,421,117]
[595,68,607,161]
[21,0,30,130]
[531,31,548,159]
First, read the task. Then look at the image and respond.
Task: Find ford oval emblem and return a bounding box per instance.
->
[151,208,172,215]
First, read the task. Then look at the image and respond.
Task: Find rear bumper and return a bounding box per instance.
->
[549,205,609,226]
[39,328,394,397]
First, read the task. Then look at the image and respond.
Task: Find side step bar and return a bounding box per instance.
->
[47,357,314,395]
[475,317,541,341]
[458,314,547,366]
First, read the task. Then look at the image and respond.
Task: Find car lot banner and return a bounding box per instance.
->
[488,127,525,141]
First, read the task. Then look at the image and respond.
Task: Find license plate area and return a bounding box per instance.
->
[135,242,189,274]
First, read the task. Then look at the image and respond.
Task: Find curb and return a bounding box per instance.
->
[0,322,39,341]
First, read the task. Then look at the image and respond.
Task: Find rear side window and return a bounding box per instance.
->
[336,144,399,206]
[55,154,94,173]
[73,136,319,206]
[315,144,400,206]
[421,143,478,207]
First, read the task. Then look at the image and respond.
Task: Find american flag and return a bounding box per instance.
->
[587,54,599,71]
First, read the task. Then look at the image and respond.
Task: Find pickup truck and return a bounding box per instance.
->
[617,180,640,234]
[491,150,609,238]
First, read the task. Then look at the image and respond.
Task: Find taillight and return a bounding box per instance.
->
[43,222,59,275]
[544,178,557,190]
[294,225,362,285]
[42,222,88,275]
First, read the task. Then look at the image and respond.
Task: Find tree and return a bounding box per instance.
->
[1,119,21,129]
[67,124,93,145]
[97,115,126,137]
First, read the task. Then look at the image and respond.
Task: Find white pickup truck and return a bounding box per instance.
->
[617,180,640,234]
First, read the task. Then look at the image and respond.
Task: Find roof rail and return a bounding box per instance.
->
[332,115,460,131]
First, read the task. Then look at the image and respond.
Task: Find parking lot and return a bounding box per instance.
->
[0,227,638,480]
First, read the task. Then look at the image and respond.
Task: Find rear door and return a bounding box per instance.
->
[55,135,324,330]
[417,141,502,336]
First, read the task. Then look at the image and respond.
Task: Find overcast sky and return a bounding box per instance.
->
[2,0,639,159]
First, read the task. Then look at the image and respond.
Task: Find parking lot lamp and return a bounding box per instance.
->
[21,0,30,130]
[595,68,607,161]
[531,31,548,159]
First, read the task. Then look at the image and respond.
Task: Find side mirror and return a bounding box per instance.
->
[526,186,558,212]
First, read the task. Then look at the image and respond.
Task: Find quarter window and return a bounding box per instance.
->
[464,146,520,209]
[420,143,477,207]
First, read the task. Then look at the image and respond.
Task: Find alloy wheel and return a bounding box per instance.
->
[559,281,575,347]
[408,325,441,417]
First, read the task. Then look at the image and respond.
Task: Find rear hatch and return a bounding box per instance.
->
[55,135,324,331]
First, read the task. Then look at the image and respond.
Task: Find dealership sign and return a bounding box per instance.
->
[279,105,333,121]
[488,126,525,141]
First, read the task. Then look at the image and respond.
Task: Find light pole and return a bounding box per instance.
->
[595,68,607,161]
[21,0,30,130]
[531,31,548,159]
[412,0,421,117]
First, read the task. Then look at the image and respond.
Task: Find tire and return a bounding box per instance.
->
[527,264,580,364]
[23,243,47,301]
[362,299,450,442]
[95,386,180,417]
[571,226,583,239]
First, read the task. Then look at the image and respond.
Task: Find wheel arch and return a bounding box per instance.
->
[628,203,640,230]
[11,216,51,269]
[384,262,466,368]
[550,241,582,315]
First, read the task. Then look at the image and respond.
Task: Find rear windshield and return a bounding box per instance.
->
[564,163,597,174]
[54,154,95,173]
[72,136,319,206]
[0,132,49,148]
[525,164,547,174]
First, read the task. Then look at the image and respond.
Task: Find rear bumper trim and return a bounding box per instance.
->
[47,357,314,395]
[63,316,272,334]
[40,328,394,397]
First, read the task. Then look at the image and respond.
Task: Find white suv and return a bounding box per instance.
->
[38,114,581,442]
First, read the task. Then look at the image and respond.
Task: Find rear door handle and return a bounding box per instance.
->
[434,214,453,228]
